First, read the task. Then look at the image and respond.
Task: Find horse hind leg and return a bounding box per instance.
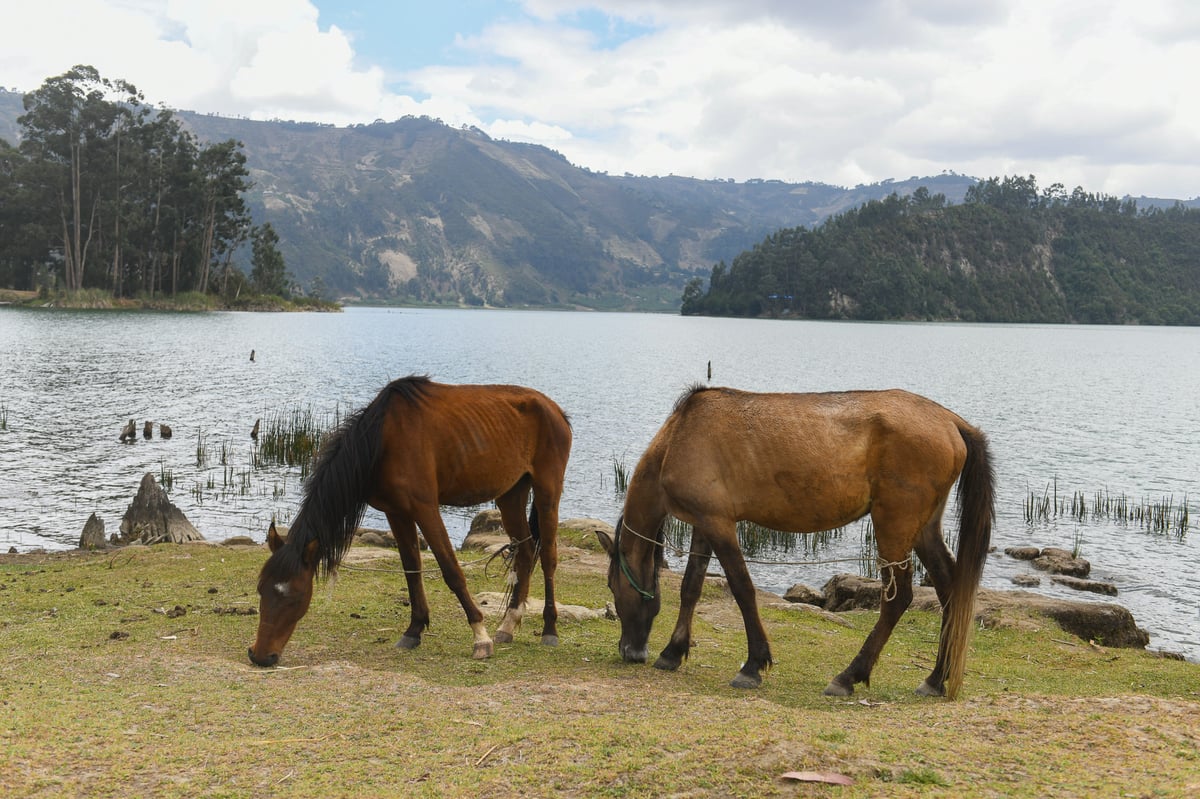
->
[493,481,535,645]
[415,505,493,659]
[532,487,562,647]
[823,555,915,697]
[913,508,959,697]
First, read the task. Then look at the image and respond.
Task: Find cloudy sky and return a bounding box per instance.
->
[3,0,1198,199]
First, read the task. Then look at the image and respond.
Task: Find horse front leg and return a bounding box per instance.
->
[705,523,772,688]
[654,534,713,671]
[414,505,493,659]
[824,557,914,696]
[386,513,430,651]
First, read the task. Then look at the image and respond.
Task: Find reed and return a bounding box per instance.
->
[158,459,174,492]
[1024,478,1189,540]
[195,431,209,467]
[253,405,333,477]
[0,402,7,430]
[610,455,630,496]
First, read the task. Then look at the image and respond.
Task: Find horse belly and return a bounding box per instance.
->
[747,468,872,533]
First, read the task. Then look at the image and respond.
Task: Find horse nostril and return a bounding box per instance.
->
[248,648,279,667]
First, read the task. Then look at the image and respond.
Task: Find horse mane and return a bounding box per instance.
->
[284,374,434,576]
[672,382,715,414]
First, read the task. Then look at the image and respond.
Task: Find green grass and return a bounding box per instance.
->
[1,538,1198,798]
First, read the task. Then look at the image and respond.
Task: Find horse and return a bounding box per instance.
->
[248,375,572,667]
[596,385,993,699]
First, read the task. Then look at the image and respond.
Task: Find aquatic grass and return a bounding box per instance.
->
[0,402,7,430]
[1024,478,1188,540]
[610,454,630,496]
[194,431,209,467]
[253,405,336,477]
[157,459,174,492]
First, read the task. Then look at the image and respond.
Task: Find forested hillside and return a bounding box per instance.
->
[682,177,1200,324]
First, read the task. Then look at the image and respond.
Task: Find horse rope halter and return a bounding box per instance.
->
[617,518,913,602]
[617,520,658,601]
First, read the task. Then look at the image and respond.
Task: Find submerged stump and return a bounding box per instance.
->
[118,472,205,545]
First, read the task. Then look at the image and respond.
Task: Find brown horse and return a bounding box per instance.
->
[597,386,993,699]
[249,376,572,667]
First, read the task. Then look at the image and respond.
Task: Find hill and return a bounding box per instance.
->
[0,88,972,309]
[683,179,1200,324]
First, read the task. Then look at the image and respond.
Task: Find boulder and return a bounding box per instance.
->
[79,512,107,550]
[1032,548,1091,577]
[1051,575,1118,596]
[1004,546,1041,560]
[1011,573,1041,587]
[461,509,509,551]
[816,573,1148,649]
[118,472,205,544]
[782,583,825,606]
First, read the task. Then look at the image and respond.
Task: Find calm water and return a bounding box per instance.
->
[2,306,1198,660]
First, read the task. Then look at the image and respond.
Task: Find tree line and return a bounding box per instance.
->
[681,175,1200,325]
[0,66,291,302]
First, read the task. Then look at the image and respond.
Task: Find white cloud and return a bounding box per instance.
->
[2,0,1199,197]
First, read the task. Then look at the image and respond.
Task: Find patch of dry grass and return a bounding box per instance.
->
[1,542,1197,798]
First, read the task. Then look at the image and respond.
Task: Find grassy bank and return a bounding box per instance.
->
[0,288,339,312]
[1,537,1197,798]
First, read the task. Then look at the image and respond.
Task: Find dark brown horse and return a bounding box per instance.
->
[597,386,993,699]
[249,376,572,667]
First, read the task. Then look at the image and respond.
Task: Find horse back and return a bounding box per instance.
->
[373,381,571,509]
[651,387,969,531]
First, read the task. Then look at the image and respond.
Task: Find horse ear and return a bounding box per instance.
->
[302,538,320,569]
[595,530,615,555]
[267,523,284,552]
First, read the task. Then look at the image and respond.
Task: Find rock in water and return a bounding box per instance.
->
[79,512,107,550]
[118,472,205,544]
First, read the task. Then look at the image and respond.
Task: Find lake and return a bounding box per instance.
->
[1,305,1198,660]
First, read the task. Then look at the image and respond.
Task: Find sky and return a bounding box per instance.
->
[2,0,1199,199]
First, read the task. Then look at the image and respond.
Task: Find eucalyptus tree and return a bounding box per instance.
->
[17,65,143,292]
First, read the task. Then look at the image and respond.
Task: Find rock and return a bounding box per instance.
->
[821,573,885,612]
[1011,574,1041,587]
[782,583,825,606]
[1004,546,1041,560]
[118,472,205,544]
[474,592,606,623]
[1051,575,1118,596]
[1032,549,1091,577]
[818,573,1148,649]
[220,536,258,546]
[461,509,509,551]
[357,530,393,548]
[79,512,107,550]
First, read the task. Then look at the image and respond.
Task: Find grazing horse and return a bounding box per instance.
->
[597,386,993,699]
[248,375,572,667]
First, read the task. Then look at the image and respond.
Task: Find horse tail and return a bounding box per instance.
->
[293,377,427,576]
[942,422,995,699]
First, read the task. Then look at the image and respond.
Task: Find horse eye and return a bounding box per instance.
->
[274,582,290,597]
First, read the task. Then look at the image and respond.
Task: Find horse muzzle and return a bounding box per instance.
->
[248,648,279,668]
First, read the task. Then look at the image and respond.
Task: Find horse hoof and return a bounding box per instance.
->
[653,655,680,672]
[822,680,854,697]
[472,641,494,659]
[494,630,514,644]
[730,672,762,689]
[915,680,945,697]
[541,634,559,647]
[396,635,421,650]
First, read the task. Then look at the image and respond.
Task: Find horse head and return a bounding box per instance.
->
[597,515,661,663]
[248,523,320,667]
